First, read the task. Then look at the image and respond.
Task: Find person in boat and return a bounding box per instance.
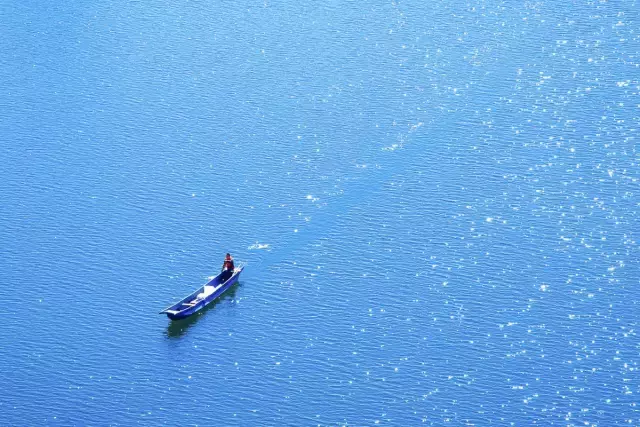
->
[220,253,235,283]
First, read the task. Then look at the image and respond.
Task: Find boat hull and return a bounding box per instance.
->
[161,267,244,320]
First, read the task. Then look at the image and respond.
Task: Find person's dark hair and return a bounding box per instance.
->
[226,253,231,257]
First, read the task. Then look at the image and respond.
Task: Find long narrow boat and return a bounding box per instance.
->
[159,266,244,320]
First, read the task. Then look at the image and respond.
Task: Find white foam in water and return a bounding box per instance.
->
[248,242,271,250]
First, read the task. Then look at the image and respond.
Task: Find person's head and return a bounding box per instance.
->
[226,253,231,259]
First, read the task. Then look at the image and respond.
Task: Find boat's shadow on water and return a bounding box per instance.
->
[165,282,241,339]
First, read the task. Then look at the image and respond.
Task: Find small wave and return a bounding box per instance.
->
[248,242,271,250]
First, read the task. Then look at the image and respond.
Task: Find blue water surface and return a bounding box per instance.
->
[1,0,638,425]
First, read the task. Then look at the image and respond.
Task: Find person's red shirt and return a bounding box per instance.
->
[223,255,234,271]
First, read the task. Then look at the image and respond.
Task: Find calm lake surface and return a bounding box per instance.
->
[1,0,638,425]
